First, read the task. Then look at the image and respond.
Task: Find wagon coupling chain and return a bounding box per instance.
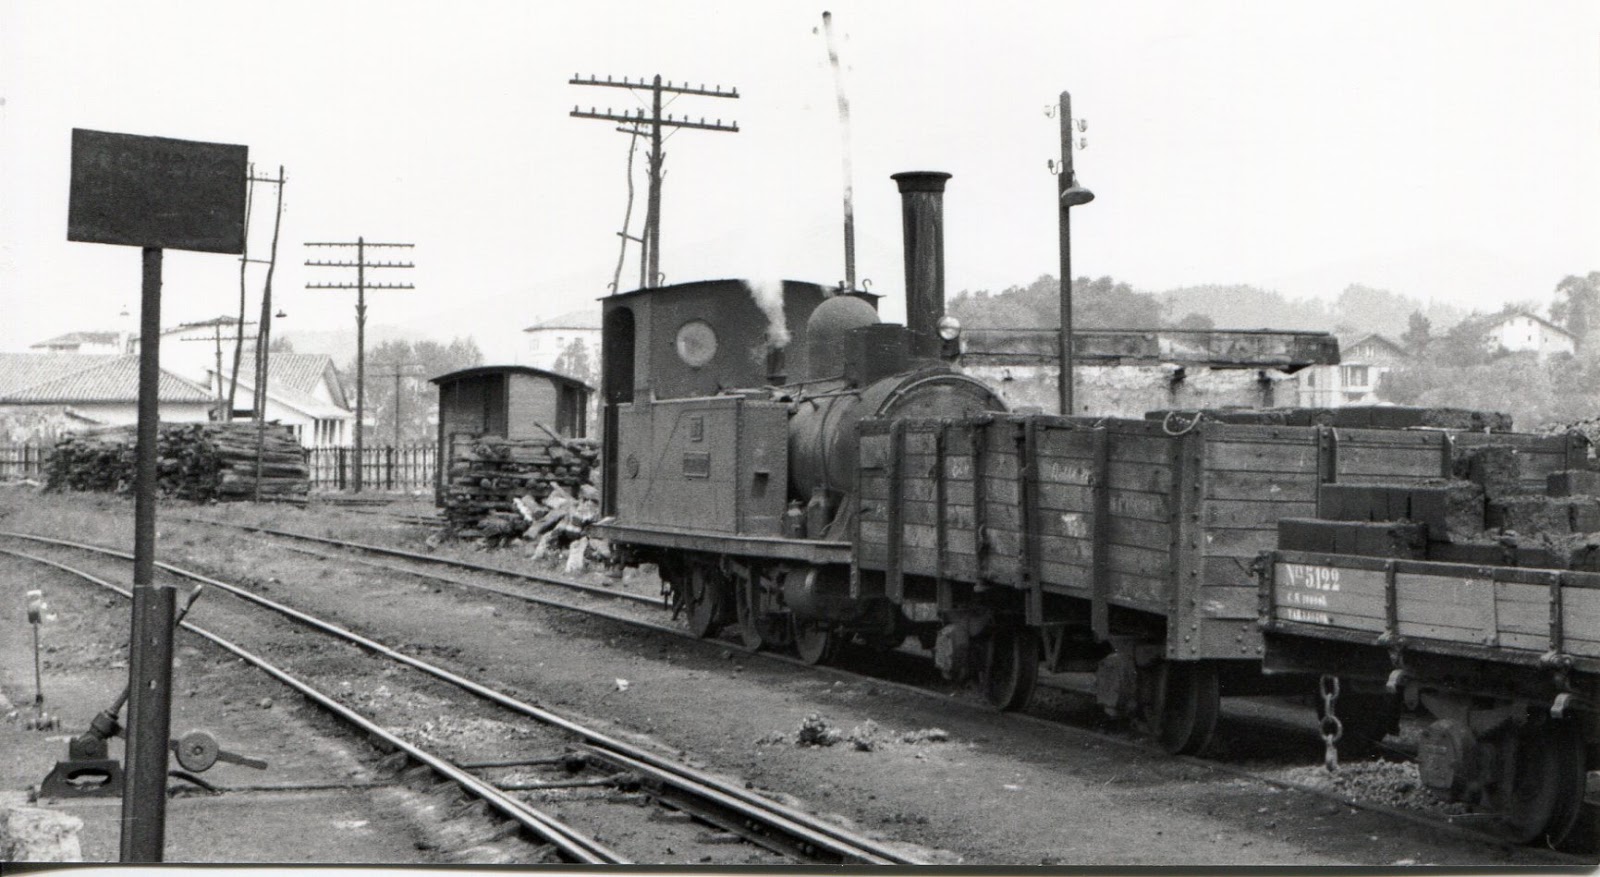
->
[1319,674,1342,772]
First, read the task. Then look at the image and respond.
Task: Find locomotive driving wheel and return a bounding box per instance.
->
[979,626,1040,711]
[1141,660,1220,756]
[684,564,726,639]
[793,622,840,666]
[1494,718,1588,847]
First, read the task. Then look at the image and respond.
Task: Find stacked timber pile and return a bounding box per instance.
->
[47,422,309,501]
[442,434,602,549]
[1277,441,1600,569]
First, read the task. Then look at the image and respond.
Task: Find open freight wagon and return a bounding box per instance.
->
[1256,548,1600,846]
[853,411,1584,753]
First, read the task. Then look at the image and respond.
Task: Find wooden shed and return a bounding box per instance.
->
[431,365,592,498]
[432,364,592,441]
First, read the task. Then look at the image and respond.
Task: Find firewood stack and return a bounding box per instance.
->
[442,434,602,542]
[47,422,309,501]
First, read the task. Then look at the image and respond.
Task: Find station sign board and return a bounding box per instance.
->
[67,128,248,254]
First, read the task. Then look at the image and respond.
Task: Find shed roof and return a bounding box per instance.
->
[429,364,593,392]
[0,354,118,396]
[29,331,122,349]
[0,355,212,403]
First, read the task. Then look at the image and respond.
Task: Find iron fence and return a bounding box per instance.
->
[306,444,435,493]
[0,443,49,481]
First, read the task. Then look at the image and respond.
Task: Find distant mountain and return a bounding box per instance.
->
[1158,283,1467,337]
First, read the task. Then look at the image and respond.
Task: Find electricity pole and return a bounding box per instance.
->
[253,166,287,502]
[304,239,414,491]
[375,364,422,447]
[570,74,739,289]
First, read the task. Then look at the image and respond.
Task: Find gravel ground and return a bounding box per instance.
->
[0,487,1589,866]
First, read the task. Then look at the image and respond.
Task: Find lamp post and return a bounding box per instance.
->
[1056,91,1095,416]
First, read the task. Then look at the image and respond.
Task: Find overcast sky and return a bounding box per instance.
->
[2,1,1596,361]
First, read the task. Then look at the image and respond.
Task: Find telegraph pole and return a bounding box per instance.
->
[375,364,422,447]
[570,74,739,288]
[304,239,414,491]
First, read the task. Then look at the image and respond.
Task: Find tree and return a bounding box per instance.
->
[1399,311,1432,354]
[347,337,484,446]
[947,274,1161,330]
[551,337,597,386]
[1172,312,1215,331]
[1552,271,1600,349]
[268,335,295,353]
[1431,311,1497,367]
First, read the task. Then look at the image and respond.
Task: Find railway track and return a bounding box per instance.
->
[0,534,923,866]
[7,523,1591,864]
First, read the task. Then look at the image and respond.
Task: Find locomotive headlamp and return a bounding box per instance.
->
[937,315,962,342]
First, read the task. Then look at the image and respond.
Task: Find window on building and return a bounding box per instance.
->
[1306,370,1317,388]
[1341,365,1369,387]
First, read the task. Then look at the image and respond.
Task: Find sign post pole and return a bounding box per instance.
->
[67,128,248,863]
[121,245,176,862]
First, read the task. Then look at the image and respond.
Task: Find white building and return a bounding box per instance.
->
[1297,333,1410,407]
[522,308,601,383]
[28,330,128,356]
[1486,311,1576,358]
[9,316,356,446]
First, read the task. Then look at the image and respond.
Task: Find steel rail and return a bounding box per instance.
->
[170,519,970,706]
[171,515,660,607]
[265,540,673,625]
[0,546,622,865]
[132,522,1600,864]
[0,531,921,865]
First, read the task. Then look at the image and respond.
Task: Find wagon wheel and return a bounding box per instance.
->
[1146,661,1220,756]
[979,626,1040,711]
[734,576,766,652]
[793,622,840,666]
[684,565,725,639]
[1495,719,1588,847]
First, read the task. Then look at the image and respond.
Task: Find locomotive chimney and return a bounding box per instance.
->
[892,171,952,360]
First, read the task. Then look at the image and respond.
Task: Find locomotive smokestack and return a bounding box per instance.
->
[892,171,951,360]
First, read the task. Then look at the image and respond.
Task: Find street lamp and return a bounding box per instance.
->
[1055,91,1095,416]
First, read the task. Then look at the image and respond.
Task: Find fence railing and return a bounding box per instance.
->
[306,444,436,493]
[0,443,50,481]
[1,440,436,493]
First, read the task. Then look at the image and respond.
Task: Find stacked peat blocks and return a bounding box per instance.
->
[47,422,309,501]
[441,434,602,543]
[1278,439,1600,569]
[1147,405,1514,432]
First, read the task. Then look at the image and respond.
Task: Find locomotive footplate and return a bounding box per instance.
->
[590,519,852,566]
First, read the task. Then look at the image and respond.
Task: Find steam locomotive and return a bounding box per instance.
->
[591,170,1597,848]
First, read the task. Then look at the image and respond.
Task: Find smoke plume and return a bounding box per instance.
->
[743,278,790,349]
